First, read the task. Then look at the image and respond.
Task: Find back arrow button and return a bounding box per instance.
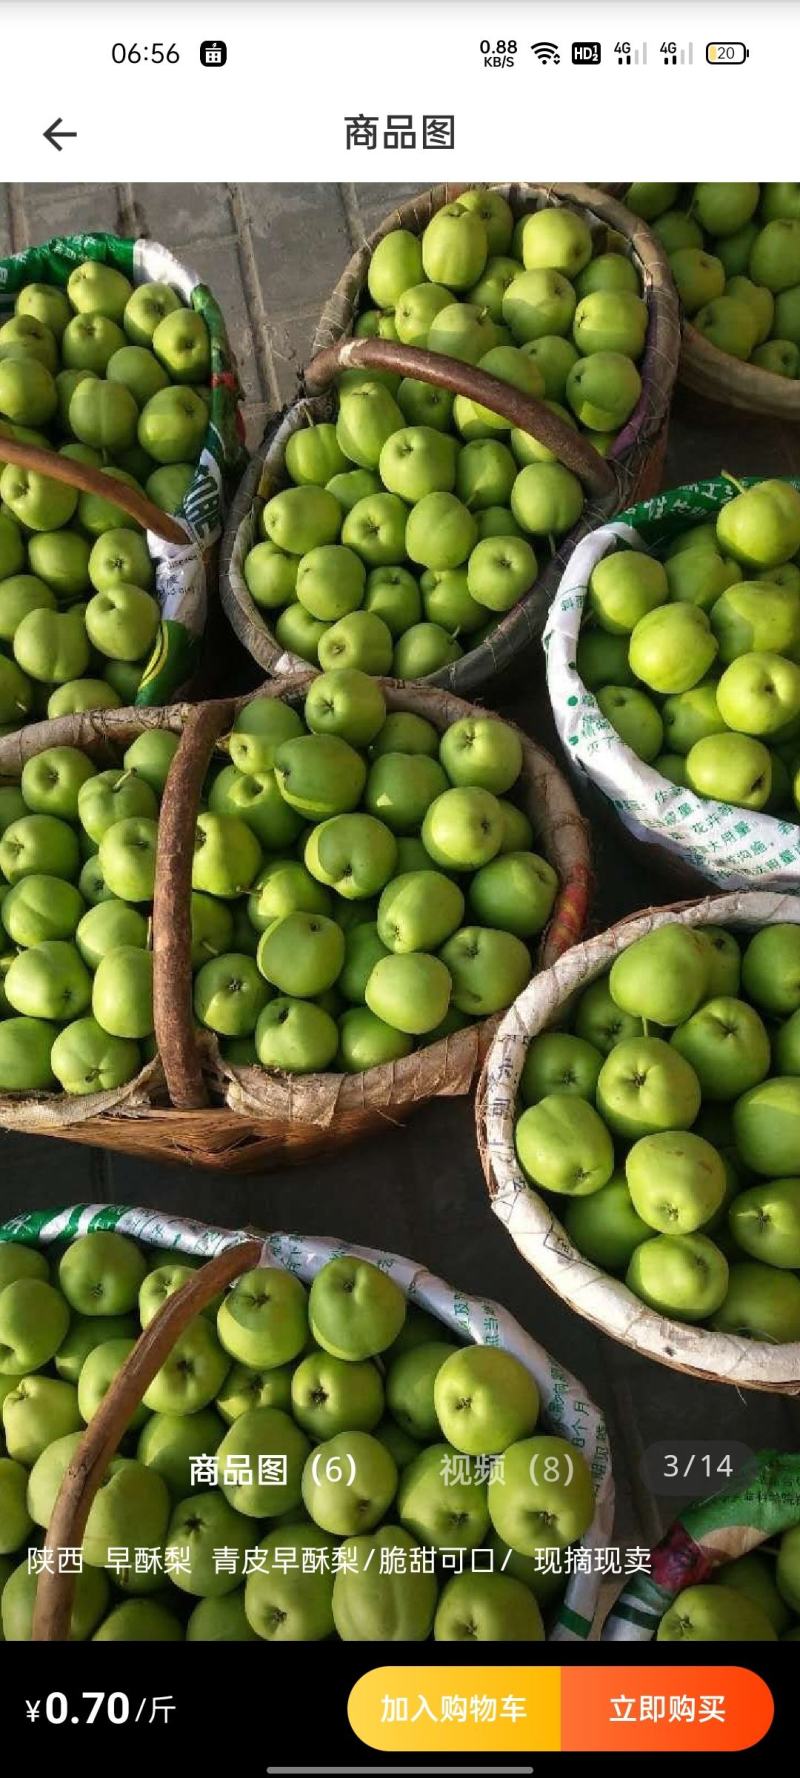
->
[44,119,78,152]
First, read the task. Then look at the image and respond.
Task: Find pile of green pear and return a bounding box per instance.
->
[627,182,800,376]
[0,1231,596,1641]
[579,478,800,817]
[189,675,556,1074]
[0,728,179,1095]
[515,919,800,1336]
[245,190,647,678]
[0,680,556,1091]
[0,261,211,732]
[656,1534,800,1642]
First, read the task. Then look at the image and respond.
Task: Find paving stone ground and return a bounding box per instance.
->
[1,184,798,1589]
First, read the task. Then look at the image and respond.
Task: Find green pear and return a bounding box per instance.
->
[627,1235,730,1322]
[255,995,338,1071]
[717,480,800,569]
[669,248,725,315]
[515,1093,614,1195]
[596,686,663,762]
[750,219,800,292]
[686,733,772,808]
[609,926,712,1025]
[588,549,668,633]
[393,282,452,347]
[629,604,717,694]
[565,352,641,429]
[318,608,394,675]
[503,270,576,343]
[13,606,89,684]
[422,203,488,290]
[653,212,703,254]
[694,297,759,360]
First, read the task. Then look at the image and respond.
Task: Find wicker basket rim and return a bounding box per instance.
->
[155,674,592,1116]
[681,321,800,417]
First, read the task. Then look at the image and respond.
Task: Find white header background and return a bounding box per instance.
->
[0,0,796,181]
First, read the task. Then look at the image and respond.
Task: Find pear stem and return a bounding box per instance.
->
[721,471,747,496]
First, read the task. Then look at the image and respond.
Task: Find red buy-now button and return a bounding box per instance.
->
[562,1665,773,1751]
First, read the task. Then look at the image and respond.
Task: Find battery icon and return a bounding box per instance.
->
[706,42,749,63]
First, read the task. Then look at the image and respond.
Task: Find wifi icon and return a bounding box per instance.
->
[531,41,561,64]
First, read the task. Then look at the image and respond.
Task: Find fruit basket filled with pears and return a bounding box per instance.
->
[0,671,590,1168]
[603,1449,800,1645]
[0,705,187,1152]
[546,474,800,890]
[478,893,800,1393]
[623,182,800,418]
[221,184,679,697]
[0,1207,613,1643]
[0,232,242,730]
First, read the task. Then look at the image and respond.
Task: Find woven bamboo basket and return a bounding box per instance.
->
[545,474,800,897]
[599,182,800,420]
[0,232,244,709]
[150,676,592,1172]
[680,326,800,421]
[0,435,213,719]
[0,1205,613,1642]
[0,701,190,1153]
[220,183,680,699]
[476,890,800,1394]
[0,680,590,1169]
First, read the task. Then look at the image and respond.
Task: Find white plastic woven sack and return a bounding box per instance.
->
[545,523,800,891]
[0,1204,614,1641]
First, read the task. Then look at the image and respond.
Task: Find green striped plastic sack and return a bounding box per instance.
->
[545,476,800,892]
[603,1450,800,1640]
[0,233,244,706]
[0,1203,614,1642]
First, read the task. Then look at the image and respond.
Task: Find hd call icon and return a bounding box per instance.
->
[572,42,602,65]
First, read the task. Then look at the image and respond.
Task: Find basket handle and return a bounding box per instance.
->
[305,337,616,500]
[152,698,236,1109]
[31,1234,264,1641]
[0,433,188,547]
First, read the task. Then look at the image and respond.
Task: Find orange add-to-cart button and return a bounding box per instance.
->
[349,1665,561,1753]
[348,1665,773,1755]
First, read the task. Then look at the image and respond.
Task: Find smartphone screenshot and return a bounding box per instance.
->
[0,0,797,1765]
